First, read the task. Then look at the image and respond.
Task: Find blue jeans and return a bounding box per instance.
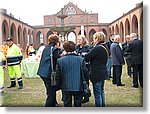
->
[106,57,112,79]
[92,81,105,107]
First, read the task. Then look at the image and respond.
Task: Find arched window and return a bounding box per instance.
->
[66,6,76,15]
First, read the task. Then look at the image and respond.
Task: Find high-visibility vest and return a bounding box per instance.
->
[0,45,8,59]
[6,44,23,66]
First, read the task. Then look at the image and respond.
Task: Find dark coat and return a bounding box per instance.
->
[84,44,108,83]
[105,39,113,56]
[75,45,90,57]
[126,39,143,65]
[110,42,125,65]
[56,53,87,92]
[37,43,60,78]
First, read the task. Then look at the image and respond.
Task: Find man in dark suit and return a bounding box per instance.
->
[110,35,125,86]
[122,35,132,78]
[127,33,143,88]
[56,41,88,107]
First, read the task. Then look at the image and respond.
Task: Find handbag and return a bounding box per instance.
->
[81,62,91,97]
[50,46,57,86]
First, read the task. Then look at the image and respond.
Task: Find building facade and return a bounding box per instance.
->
[0,2,143,49]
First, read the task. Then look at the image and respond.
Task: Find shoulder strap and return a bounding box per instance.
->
[99,44,109,58]
[50,46,54,72]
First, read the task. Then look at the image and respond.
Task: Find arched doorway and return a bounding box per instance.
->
[23,28,27,49]
[89,29,96,43]
[102,29,107,41]
[115,24,119,34]
[18,26,22,44]
[10,23,17,42]
[112,26,114,34]
[2,20,9,41]
[140,12,143,40]
[109,27,111,35]
[120,22,124,42]
[31,31,34,44]
[125,19,130,36]
[67,31,76,43]
[132,15,138,34]
[36,31,43,47]
[28,29,31,44]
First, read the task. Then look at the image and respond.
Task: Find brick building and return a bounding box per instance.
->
[0,2,143,49]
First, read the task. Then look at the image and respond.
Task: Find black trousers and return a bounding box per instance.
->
[63,91,83,107]
[126,58,132,76]
[112,65,123,85]
[41,77,56,107]
[132,64,143,87]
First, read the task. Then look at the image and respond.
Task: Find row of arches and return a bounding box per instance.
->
[35,28,107,47]
[2,18,106,49]
[109,12,143,42]
[2,20,34,48]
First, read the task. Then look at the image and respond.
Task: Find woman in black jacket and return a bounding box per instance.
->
[75,35,91,103]
[85,32,108,107]
[37,34,61,107]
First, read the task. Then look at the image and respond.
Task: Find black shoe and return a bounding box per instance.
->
[117,84,125,86]
[7,85,16,88]
[132,85,138,88]
[112,82,117,85]
[18,86,23,89]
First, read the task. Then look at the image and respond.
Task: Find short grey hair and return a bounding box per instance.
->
[114,35,120,41]
[130,33,138,39]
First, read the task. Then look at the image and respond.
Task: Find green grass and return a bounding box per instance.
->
[2,65,143,107]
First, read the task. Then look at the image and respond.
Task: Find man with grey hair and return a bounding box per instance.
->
[110,35,125,86]
[126,33,143,88]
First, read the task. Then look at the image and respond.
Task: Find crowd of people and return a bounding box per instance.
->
[0,31,143,107]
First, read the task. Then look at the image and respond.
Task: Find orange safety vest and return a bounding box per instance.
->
[0,45,8,59]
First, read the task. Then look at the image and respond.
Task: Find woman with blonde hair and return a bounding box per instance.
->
[85,32,108,107]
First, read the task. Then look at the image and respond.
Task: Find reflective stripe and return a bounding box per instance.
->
[17,79,22,82]
[6,55,22,58]
[7,56,22,66]
[10,79,16,81]
[10,78,15,80]
[7,61,20,66]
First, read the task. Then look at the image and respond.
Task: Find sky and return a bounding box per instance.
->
[0,0,143,26]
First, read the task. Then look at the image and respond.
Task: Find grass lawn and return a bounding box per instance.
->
[2,65,143,107]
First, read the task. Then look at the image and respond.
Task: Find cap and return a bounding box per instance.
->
[6,37,13,41]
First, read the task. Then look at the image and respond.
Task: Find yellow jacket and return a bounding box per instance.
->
[6,44,22,66]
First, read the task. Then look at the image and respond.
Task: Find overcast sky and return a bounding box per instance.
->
[0,0,143,26]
